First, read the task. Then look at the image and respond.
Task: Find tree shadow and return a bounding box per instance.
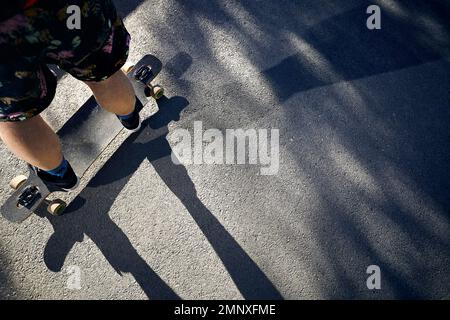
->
[262,1,450,101]
[114,0,147,19]
[165,0,450,298]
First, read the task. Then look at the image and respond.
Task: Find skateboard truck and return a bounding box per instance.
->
[17,185,41,209]
[133,65,164,99]
[134,65,154,84]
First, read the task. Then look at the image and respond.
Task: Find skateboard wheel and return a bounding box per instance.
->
[47,199,67,216]
[122,63,135,74]
[144,86,152,97]
[152,85,164,99]
[9,175,27,190]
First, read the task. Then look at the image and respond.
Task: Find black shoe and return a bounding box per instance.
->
[32,163,79,191]
[116,99,142,132]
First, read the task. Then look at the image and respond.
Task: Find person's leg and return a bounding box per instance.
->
[0,115,63,171]
[0,112,78,189]
[0,57,63,172]
[0,62,136,175]
[0,0,132,190]
[84,69,136,116]
[62,0,137,121]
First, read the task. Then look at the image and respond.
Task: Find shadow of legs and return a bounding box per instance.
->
[148,134,283,299]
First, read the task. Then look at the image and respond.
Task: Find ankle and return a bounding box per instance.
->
[117,108,136,120]
[116,96,137,119]
[42,158,69,178]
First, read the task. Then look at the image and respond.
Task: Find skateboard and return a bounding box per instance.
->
[1,54,165,223]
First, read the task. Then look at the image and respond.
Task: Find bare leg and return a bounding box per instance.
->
[0,70,134,171]
[85,69,135,116]
[0,115,63,171]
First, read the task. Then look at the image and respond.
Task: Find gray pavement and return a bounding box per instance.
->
[1,0,450,299]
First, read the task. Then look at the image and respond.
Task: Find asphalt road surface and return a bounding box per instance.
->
[1,0,449,299]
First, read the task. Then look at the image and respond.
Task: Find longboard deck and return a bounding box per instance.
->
[61,54,161,176]
[1,54,163,223]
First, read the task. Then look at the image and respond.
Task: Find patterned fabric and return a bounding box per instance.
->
[0,0,131,122]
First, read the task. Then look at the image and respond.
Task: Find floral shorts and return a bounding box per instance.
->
[0,0,131,122]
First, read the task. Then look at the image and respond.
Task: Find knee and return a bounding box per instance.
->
[0,119,20,132]
[0,115,42,135]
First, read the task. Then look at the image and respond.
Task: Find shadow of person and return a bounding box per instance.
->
[38,95,187,300]
[40,51,282,299]
[146,107,284,300]
[151,158,283,299]
[40,94,282,299]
